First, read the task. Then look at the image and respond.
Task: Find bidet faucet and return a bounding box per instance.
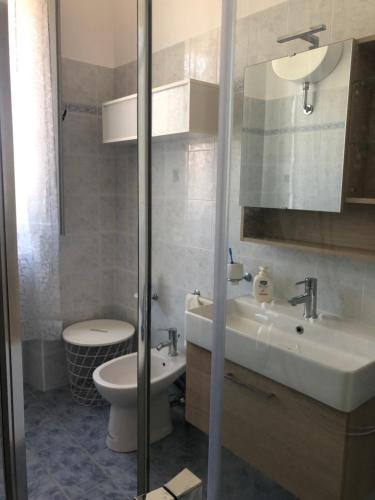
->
[156,328,178,356]
[288,277,318,319]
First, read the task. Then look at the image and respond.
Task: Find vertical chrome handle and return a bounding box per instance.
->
[137,0,153,494]
[54,0,65,236]
[224,373,276,400]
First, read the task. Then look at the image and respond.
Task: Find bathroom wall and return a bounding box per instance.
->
[240,45,351,211]
[23,59,120,391]
[110,34,219,346]
[31,0,375,391]
[228,0,375,325]
[24,57,139,391]
[60,0,118,67]
[60,0,286,67]
[241,85,349,210]
[60,58,139,326]
[60,58,117,324]
[116,0,375,347]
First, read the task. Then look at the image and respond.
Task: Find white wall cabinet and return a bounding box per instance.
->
[102,79,219,143]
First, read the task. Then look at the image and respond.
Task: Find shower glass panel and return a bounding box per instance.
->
[16,1,140,498]
[148,1,219,494]
[0,396,5,498]
[220,0,375,499]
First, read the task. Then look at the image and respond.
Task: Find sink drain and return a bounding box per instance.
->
[296,325,304,335]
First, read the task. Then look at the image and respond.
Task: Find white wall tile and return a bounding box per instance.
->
[64,194,100,234]
[187,148,216,201]
[331,0,375,42]
[247,3,289,66]
[189,29,219,84]
[229,0,375,328]
[287,0,333,50]
[58,0,375,385]
[62,58,97,105]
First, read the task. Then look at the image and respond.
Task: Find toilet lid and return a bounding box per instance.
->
[63,319,135,347]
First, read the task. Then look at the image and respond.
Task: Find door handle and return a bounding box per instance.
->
[224,372,276,400]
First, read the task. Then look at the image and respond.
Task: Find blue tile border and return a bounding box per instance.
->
[243,121,346,136]
[64,102,100,116]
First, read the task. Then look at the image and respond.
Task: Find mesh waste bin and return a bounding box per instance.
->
[63,319,135,406]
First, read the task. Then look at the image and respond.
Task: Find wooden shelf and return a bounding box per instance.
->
[241,205,375,261]
[345,197,375,204]
[349,140,375,146]
[241,235,375,261]
[353,76,375,89]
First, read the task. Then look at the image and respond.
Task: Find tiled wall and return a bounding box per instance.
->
[112,34,220,346]
[24,59,139,390]
[240,88,348,211]
[61,58,117,324]
[151,137,216,343]
[22,339,68,391]
[229,0,375,324]
[146,0,373,346]
[61,59,138,326]
[112,142,138,325]
[78,0,375,351]
[38,0,375,391]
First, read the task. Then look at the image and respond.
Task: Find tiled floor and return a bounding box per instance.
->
[24,384,296,500]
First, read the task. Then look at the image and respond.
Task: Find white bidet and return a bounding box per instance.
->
[93,348,186,452]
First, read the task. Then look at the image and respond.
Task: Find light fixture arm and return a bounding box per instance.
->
[277,24,327,50]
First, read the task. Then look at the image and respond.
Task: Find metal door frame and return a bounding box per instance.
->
[137,0,152,495]
[207,3,237,498]
[0,0,28,498]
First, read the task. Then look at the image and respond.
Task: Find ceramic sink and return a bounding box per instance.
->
[185,295,375,412]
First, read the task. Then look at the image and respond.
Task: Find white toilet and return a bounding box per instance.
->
[93,347,186,452]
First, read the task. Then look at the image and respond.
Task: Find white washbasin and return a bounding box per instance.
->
[185,295,375,412]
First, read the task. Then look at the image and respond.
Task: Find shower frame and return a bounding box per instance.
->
[0,0,237,497]
[0,0,28,498]
[135,0,237,497]
[137,0,153,495]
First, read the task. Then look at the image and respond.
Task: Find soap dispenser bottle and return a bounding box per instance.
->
[253,266,273,303]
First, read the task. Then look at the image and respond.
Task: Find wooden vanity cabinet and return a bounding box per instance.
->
[185,342,375,500]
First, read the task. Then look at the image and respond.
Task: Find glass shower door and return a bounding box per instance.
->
[0,0,28,497]
[220,0,375,499]
[145,0,235,498]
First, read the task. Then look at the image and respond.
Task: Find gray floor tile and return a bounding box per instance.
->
[28,475,67,500]
[25,384,296,500]
[76,480,125,500]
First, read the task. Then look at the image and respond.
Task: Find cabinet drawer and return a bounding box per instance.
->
[186,342,348,500]
[222,357,346,500]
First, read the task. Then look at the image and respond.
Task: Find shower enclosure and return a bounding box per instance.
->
[0,0,27,497]
[0,0,375,499]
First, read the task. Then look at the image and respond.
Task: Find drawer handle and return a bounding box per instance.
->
[224,372,276,400]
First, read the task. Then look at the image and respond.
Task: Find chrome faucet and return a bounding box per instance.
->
[288,277,318,319]
[156,328,178,356]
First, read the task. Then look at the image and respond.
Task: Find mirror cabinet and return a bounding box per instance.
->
[240,36,375,259]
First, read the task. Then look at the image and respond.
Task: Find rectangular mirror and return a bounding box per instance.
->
[239,39,353,212]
